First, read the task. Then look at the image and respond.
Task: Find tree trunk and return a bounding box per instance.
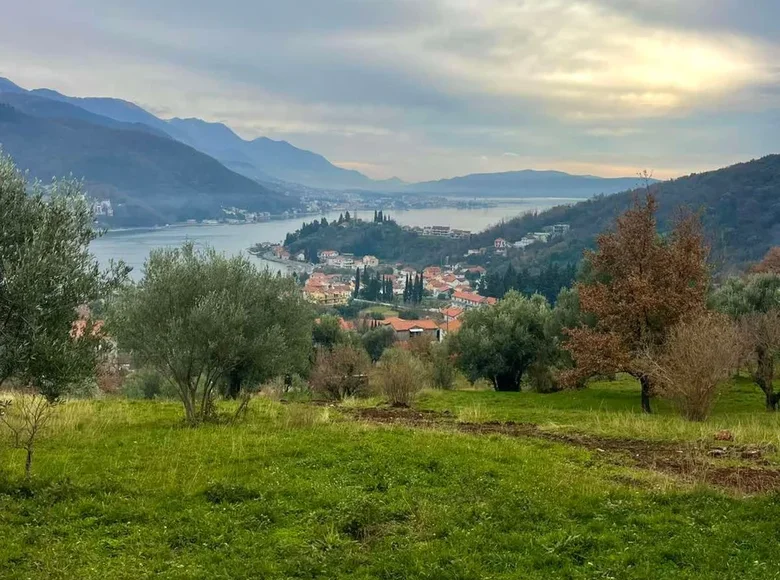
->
[226,372,242,400]
[640,375,652,414]
[755,346,776,412]
[494,373,520,392]
[181,390,197,426]
[25,446,33,480]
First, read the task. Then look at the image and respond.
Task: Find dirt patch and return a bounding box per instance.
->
[344,406,780,494]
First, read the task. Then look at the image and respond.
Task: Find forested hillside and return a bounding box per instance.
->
[285,218,456,264]
[476,155,780,270]
[0,104,297,225]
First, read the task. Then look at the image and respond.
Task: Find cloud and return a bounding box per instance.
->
[0,0,777,181]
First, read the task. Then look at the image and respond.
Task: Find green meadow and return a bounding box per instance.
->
[2,379,780,579]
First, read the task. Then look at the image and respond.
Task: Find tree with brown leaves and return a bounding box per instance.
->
[751,247,780,274]
[563,193,709,413]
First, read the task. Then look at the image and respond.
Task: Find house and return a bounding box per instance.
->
[439,318,462,338]
[543,223,571,237]
[441,306,464,321]
[423,266,442,279]
[514,238,536,249]
[452,290,498,310]
[362,255,379,267]
[422,225,451,237]
[295,252,306,262]
[494,238,508,250]
[318,250,339,260]
[378,317,441,342]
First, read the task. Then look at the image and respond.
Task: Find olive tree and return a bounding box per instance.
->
[451,291,551,391]
[0,152,124,477]
[712,274,780,410]
[109,244,314,424]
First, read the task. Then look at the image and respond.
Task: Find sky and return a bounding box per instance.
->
[0,0,778,182]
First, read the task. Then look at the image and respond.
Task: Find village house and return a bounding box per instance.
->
[441,306,464,322]
[494,238,508,250]
[452,290,498,310]
[318,250,339,261]
[362,255,379,267]
[378,317,441,342]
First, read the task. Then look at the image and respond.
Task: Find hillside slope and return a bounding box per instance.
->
[474,155,780,269]
[0,104,296,225]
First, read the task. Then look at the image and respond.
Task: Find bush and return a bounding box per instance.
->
[310,344,372,400]
[362,326,396,362]
[430,342,456,390]
[122,369,165,400]
[376,348,426,407]
[398,310,421,320]
[644,313,741,421]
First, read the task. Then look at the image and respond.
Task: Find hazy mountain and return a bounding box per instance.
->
[471,155,780,268]
[0,91,168,137]
[0,77,25,93]
[405,169,653,198]
[0,104,296,226]
[29,87,174,135]
[167,117,393,190]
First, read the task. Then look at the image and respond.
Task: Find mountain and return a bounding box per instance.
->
[406,169,653,198]
[470,155,780,269]
[18,83,396,190]
[0,77,25,93]
[0,104,296,226]
[29,87,174,135]
[166,117,391,190]
[0,91,168,137]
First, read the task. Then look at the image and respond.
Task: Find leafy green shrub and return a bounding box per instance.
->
[376,348,427,407]
[122,369,177,400]
[430,342,456,390]
[362,326,396,362]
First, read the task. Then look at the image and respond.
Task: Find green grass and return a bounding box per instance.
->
[417,376,780,449]
[1,393,779,579]
[360,305,399,318]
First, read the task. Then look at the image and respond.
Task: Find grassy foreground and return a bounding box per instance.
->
[1,382,780,579]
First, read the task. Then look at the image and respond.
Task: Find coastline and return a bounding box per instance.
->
[254,251,315,274]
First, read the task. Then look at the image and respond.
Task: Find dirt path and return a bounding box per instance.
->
[343,406,780,494]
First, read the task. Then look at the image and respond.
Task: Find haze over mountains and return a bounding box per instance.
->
[0,75,670,226]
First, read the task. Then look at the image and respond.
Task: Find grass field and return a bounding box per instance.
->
[1,380,780,579]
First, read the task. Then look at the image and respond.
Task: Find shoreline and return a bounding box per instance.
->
[254,251,315,274]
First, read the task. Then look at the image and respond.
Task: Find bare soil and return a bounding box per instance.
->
[344,406,780,494]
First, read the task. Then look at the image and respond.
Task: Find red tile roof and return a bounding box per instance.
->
[379,317,440,332]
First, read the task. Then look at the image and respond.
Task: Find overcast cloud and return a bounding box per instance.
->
[0,0,777,181]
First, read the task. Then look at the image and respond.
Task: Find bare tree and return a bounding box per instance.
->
[642,314,740,421]
[0,392,60,479]
[739,310,780,410]
[310,344,371,401]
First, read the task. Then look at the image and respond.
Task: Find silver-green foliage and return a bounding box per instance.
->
[0,151,123,399]
[109,243,314,424]
[451,291,553,392]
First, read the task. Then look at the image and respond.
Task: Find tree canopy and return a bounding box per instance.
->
[109,244,314,424]
[563,193,709,413]
[0,151,124,400]
[451,291,551,391]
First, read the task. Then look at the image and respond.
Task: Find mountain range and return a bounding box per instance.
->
[406,170,651,197]
[0,75,665,225]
